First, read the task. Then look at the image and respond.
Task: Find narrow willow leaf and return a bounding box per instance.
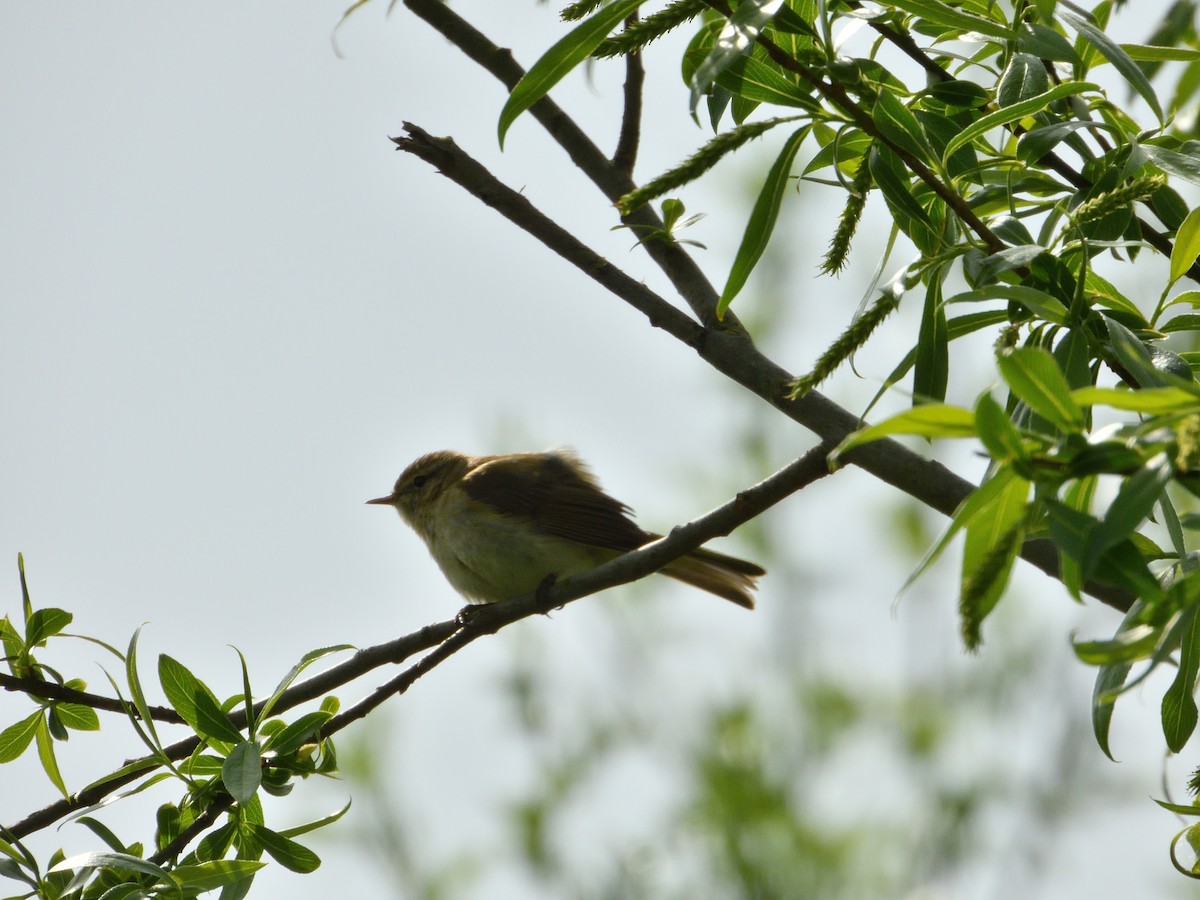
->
[1106,316,1169,388]
[1083,453,1174,578]
[885,0,1015,39]
[1171,206,1200,287]
[1061,9,1164,124]
[35,717,68,799]
[959,475,1030,650]
[872,89,933,161]
[869,143,939,252]
[252,826,321,874]
[1163,604,1200,752]
[264,711,333,756]
[49,851,174,884]
[689,0,785,115]
[260,645,354,724]
[946,285,1068,324]
[1136,143,1200,188]
[717,127,807,317]
[900,467,1022,599]
[997,52,1049,107]
[830,404,976,465]
[222,740,263,803]
[1089,602,1144,760]
[997,347,1085,433]
[942,82,1098,163]
[126,625,160,750]
[1045,499,1164,603]
[974,391,1028,462]
[0,711,42,763]
[1121,44,1200,62]
[1071,385,1200,414]
[497,0,644,147]
[171,860,266,892]
[718,53,814,108]
[24,608,72,647]
[277,800,353,839]
[913,279,948,403]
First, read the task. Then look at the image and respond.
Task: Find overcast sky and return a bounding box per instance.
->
[0,2,1186,897]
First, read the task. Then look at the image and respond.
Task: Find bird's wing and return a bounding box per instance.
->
[462,451,648,551]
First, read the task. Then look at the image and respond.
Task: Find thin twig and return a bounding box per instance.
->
[0,673,185,725]
[612,12,644,177]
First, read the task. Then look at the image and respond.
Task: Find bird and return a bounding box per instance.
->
[367,449,763,608]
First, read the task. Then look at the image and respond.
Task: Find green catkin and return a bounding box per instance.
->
[618,116,804,213]
[820,148,873,276]
[595,0,707,57]
[787,290,901,399]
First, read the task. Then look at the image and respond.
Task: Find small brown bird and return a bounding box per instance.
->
[367,449,763,608]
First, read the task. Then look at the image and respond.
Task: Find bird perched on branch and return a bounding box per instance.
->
[368,449,763,608]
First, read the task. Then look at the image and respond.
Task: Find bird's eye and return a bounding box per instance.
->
[412,474,429,488]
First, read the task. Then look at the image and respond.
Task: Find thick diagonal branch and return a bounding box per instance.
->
[391,122,1133,614]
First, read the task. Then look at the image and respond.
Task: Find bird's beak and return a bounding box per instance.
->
[365,495,397,506]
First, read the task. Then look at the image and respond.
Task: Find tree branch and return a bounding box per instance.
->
[0,673,185,725]
[390,122,1133,613]
[612,13,644,177]
[5,444,833,841]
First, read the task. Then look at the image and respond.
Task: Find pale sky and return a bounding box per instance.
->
[0,2,1185,898]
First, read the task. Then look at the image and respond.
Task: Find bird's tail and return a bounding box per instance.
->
[662,546,764,609]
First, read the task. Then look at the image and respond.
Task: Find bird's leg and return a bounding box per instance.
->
[534,573,558,614]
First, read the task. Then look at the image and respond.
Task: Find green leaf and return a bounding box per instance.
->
[125,625,160,752]
[1120,44,1200,62]
[35,716,68,798]
[24,608,72,647]
[1017,121,1100,164]
[869,141,939,252]
[942,82,1098,163]
[222,740,263,803]
[997,52,1049,107]
[251,826,321,874]
[689,0,784,114]
[1137,143,1200,188]
[49,851,174,883]
[1163,604,1200,752]
[1061,9,1164,124]
[1017,22,1079,63]
[54,702,100,732]
[872,89,932,161]
[959,472,1030,650]
[913,280,948,403]
[264,711,333,756]
[1071,385,1200,414]
[1106,316,1169,388]
[276,800,353,839]
[497,0,644,148]
[1088,602,1144,760]
[171,860,266,892]
[718,53,814,108]
[260,645,354,724]
[1044,498,1164,604]
[1083,453,1174,579]
[1073,624,1158,665]
[973,391,1028,462]
[158,654,243,747]
[997,347,1085,433]
[717,127,807,317]
[0,711,42,763]
[947,285,1068,324]
[885,0,1015,39]
[1172,205,1200,287]
[830,404,976,464]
